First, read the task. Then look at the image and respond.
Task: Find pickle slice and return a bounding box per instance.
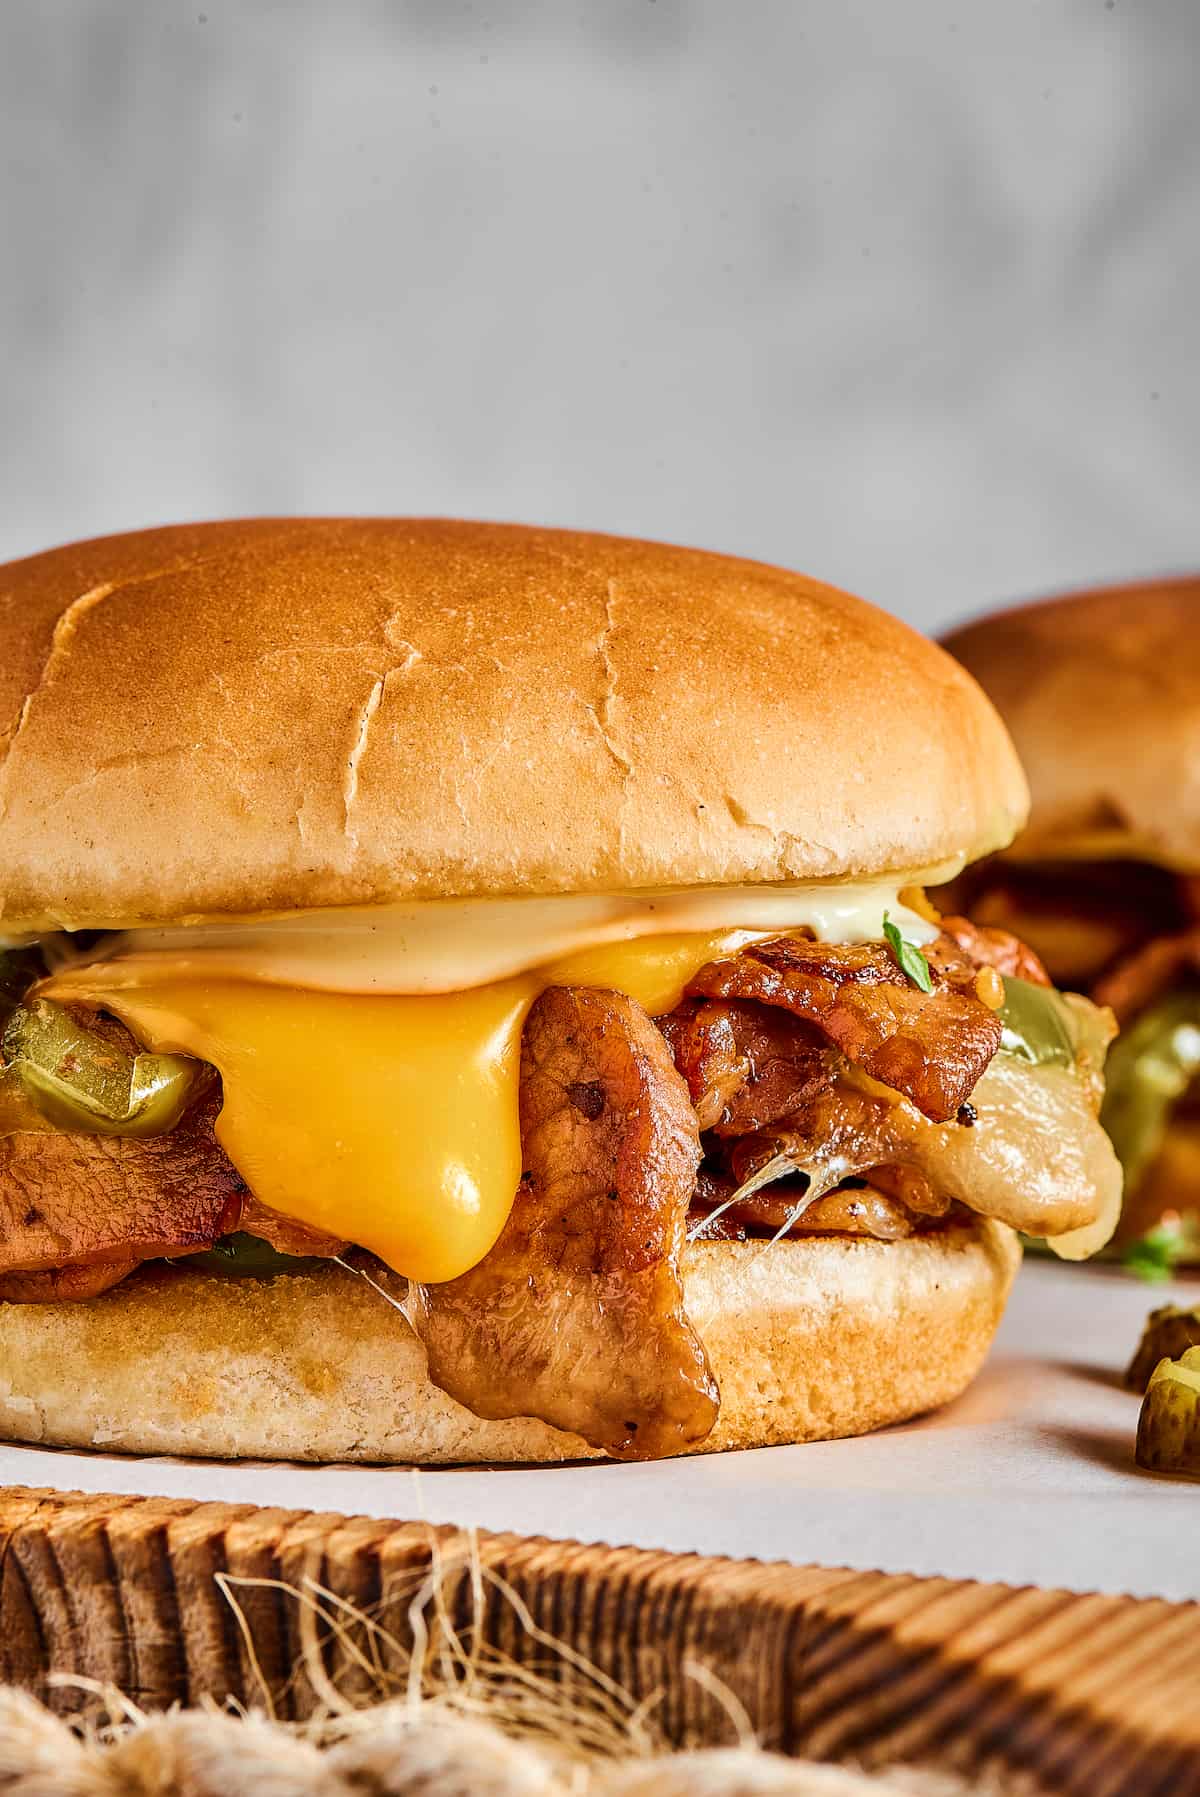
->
[1136,1346,1200,1477]
[1,997,200,1137]
[1101,990,1200,1190]
[186,1233,321,1279]
[998,976,1078,1069]
[1127,1304,1200,1391]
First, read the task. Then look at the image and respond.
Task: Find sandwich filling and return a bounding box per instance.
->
[957,856,1200,1253]
[0,883,1120,1458]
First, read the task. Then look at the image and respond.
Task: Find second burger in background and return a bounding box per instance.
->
[943,577,1200,1266]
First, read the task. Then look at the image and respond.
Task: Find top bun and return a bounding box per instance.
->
[944,576,1200,871]
[0,519,1026,931]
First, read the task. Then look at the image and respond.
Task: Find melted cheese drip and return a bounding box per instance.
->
[38,881,947,1282]
[43,930,762,1282]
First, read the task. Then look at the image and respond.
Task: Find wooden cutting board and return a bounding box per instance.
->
[0,1484,1196,1794]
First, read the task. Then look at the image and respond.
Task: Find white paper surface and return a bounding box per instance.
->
[2,1259,1195,1602]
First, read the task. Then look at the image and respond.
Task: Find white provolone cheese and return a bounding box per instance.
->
[43,879,939,995]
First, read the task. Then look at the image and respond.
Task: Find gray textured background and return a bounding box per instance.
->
[2,0,1196,634]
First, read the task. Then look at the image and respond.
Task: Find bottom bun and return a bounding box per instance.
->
[0,1218,1019,1463]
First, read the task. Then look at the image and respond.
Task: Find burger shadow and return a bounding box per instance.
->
[1030,1361,1144,1474]
[1048,1359,1132,1395]
[1038,1423,1139,1477]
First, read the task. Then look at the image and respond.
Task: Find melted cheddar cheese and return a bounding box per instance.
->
[43,930,762,1281]
[38,879,949,1282]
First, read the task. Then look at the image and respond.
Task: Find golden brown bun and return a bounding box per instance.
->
[0,520,1026,932]
[944,576,1200,870]
[0,1220,1019,1462]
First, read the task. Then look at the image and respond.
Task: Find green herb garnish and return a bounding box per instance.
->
[1123,1223,1184,1285]
[883,912,934,994]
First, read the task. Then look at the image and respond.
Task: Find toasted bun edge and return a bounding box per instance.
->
[0,1220,1020,1463]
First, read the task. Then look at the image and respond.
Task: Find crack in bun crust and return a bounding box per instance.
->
[0,519,1026,931]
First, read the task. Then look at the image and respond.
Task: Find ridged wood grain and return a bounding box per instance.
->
[0,1484,1195,1794]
